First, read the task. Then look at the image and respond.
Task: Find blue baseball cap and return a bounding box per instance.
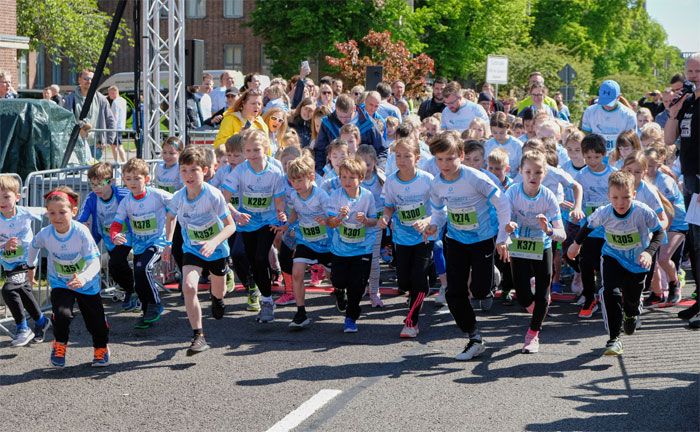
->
[598,80,620,107]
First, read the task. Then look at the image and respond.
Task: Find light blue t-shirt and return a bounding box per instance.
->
[430,165,500,245]
[588,202,661,273]
[114,187,172,254]
[653,172,688,232]
[326,187,377,256]
[542,165,575,222]
[581,103,637,154]
[289,186,332,253]
[484,136,524,175]
[575,164,616,238]
[0,207,40,271]
[154,162,183,193]
[440,101,488,133]
[167,182,231,261]
[505,183,562,253]
[382,170,435,246]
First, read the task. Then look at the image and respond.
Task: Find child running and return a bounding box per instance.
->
[326,158,378,333]
[425,132,510,360]
[0,175,50,347]
[112,158,173,329]
[378,138,435,338]
[29,187,109,367]
[153,136,184,193]
[164,146,236,355]
[500,150,565,353]
[567,171,664,355]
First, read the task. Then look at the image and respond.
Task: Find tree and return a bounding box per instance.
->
[248,0,422,77]
[17,0,131,72]
[325,30,434,98]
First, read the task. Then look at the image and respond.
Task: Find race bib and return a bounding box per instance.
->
[339,222,366,244]
[230,195,240,207]
[605,229,642,251]
[397,202,426,227]
[680,118,692,138]
[508,237,544,260]
[448,206,479,231]
[187,219,221,242]
[602,134,618,153]
[585,201,607,217]
[2,245,24,263]
[131,213,158,236]
[53,255,86,277]
[157,184,176,193]
[243,192,272,213]
[300,221,328,242]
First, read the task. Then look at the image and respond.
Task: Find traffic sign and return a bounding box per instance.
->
[558,64,577,84]
[560,85,576,102]
[486,55,509,85]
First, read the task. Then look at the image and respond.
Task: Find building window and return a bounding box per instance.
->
[224,44,243,71]
[185,0,206,18]
[223,0,243,18]
[36,47,45,88]
[51,62,61,85]
[260,46,273,76]
[18,51,28,89]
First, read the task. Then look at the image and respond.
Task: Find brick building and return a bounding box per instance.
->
[33,0,270,89]
[0,0,29,88]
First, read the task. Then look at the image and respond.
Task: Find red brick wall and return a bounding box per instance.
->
[0,0,18,78]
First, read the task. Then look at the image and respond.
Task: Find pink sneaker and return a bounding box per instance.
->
[522,331,540,353]
[274,293,296,306]
[309,265,325,286]
[370,292,384,308]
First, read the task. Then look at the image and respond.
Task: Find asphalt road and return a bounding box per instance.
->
[1,282,698,432]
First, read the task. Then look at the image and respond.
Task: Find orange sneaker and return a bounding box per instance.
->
[92,346,110,367]
[50,341,67,368]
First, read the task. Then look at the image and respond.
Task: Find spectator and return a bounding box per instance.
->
[516,71,558,114]
[314,94,384,174]
[289,96,315,148]
[291,63,312,108]
[376,82,402,121]
[196,73,214,120]
[107,85,128,163]
[655,75,687,128]
[418,77,446,120]
[332,79,344,98]
[439,81,488,133]
[502,96,518,116]
[638,89,664,118]
[213,89,268,149]
[317,83,335,110]
[553,91,571,121]
[480,82,505,112]
[263,107,287,154]
[350,85,365,105]
[263,84,289,114]
[204,88,238,128]
[49,84,63,105]
[240,72,261,93]
[0,71,17,99]
[62,69,116,160]
[581,79,637,154]
[42,87,53,101]
[211,70,235,113]
[478,92,494,115]
[637,107,654,130]
[519,82,558,119]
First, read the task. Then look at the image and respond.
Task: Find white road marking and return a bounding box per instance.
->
[266,389,342,432]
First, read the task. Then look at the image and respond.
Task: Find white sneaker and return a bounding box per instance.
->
[399,325,419,338]
[574,295,586,306]
[11,327,35,347]
[571,273,583,296]
[689,312,700,329]
[435,286,447,305]
[455,338,485,361]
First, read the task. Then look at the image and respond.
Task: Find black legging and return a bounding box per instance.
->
[241,227,276,297]
[108,245,134,295]
[2,279,41,324]
[600,255,646,340]
[579,236,605,302]
[395,241,433,326]
[51,288,109,348]
[511,248,553,332]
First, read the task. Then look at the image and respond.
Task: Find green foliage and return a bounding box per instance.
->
[247,0,422,77]
[17,0,131,73]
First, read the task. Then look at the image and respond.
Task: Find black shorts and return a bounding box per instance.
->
[293,244,333,268]
[182,253,228,276]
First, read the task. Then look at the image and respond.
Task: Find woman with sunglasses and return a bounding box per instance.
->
[318,83,335,110]
[263,108,288,156]
[213,89,269,149]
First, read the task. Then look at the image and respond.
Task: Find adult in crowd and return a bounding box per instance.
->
[664,53,700,326]
[516,71,558,114]
[211,71,235,113]
[291,63,313,109]
[289,96,315,148]
[440,81,488,133]
[391,79,412,112]
[263,107,287,153]
[0,71,17,99]
[480,82,504,112]
[213,89,268,149]
[478,92,495,115]
[580,79,637,153]
[332,79,344,98]
[49,84,63,105]
[418,77,447,120]
[107,85,128,163]
[42,87,53,101]
[196,73,214,121]
[350,85,365,105]
[553,91,570,121]
[655,74,686,128]
[204,88,238,128]
[318,82,335,110]
[314,94,384,174]
[240,73,261,93]
[638,89,664,118]
[63,69,116,160]
[376,82,402,121]
[519,82,558,119]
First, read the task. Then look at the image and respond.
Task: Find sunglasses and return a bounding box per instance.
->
[270,117,284,122]
[322,91,332,95]
[90,179,111,189]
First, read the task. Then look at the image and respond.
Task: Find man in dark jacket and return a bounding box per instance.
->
[314,94,385,174]
[418,77,447,120]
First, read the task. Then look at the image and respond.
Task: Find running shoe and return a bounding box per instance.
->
[225,270,235,294]
[134,318,152,329]
[689,312,700,329]
[11,327,34,347]
[33,317,51,343]
[274,292,296,306]
[121,293,140,312]
[667,285,681,305]
[603,338,623,356]
[50,341,67,367]
[369,292,384,308]
[480,297,494,312]
[678,268,686,289]
[92,347,110,367]
[435,286,447,306]
[343,317,358,333]
[455,338,485,361]
[574,295,586,306]
[578,299,598,318]
[186,334,210,356]
[309,265,325,286]
[643,292,665,308]
[501,289,513,305]
[247,289,261,312]
[257,300,275,323]
[334,288,348,313]
[271,270,282,286]
[400,325,419,338]
[678,302,699,320]
[211,295,226,320]
[623,313,640,335]
[143,303,164,323]
[288,311,311,329]
[570,273,583,296]
[522,333,539,354]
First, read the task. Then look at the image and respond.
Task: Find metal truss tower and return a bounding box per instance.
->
[141,0,185,158]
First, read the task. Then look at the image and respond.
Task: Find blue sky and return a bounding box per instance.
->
[647,0,699,52]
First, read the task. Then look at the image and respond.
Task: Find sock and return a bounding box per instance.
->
[16,319,28,331]
[36,314,47,327]
[527,328,539,338]
[261,295,273,303]
[297,306,306,314]
[193,328,203,337]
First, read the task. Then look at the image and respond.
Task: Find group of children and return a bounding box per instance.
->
[1,111,695,366]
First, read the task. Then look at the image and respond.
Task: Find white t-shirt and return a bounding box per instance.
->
[581,103,637,153]
[440,101,488,132]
